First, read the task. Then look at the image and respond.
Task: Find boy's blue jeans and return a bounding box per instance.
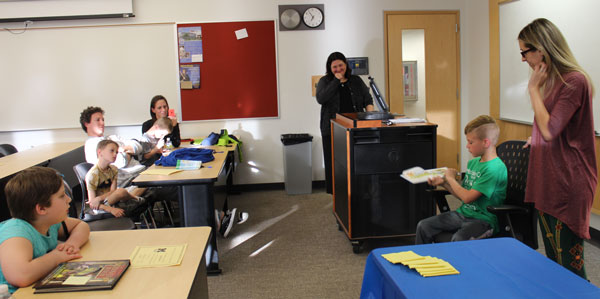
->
[415,211,491,244]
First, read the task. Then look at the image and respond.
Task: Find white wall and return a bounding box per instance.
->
[0,0,489,184]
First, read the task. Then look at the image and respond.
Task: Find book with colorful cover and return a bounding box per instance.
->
[33,260,129,293]
[401,167,447,184]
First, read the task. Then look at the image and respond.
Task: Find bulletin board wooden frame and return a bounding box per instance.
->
[177,20,279,121]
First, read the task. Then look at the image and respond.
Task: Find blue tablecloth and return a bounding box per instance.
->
[360,238,600,299]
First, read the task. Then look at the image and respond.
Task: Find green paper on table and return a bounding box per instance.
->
[176,159,202,170]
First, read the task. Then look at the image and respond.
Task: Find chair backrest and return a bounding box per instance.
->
[496,140,529,206]
[496,140,537,249]
[73,162,93,220]
[0,144,18,157]
[72,163,136,231]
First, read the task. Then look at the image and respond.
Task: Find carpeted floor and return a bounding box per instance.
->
[207,189,600,298]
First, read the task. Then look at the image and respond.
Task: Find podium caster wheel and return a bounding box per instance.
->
[351,241,362,254]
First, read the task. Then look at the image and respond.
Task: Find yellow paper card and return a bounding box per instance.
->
[141,168,183,176]
[402,257,441,266]
[421,270,460,277]
[130,244,188,268]
[382,251,424,264]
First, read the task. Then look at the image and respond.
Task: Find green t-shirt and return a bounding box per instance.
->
[456,157,507,233]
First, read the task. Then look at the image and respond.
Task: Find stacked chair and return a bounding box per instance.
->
[0,144,18,157]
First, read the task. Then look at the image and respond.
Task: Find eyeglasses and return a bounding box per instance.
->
[520,47,536,58]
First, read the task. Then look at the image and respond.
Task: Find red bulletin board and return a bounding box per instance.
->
[177,20,279,121]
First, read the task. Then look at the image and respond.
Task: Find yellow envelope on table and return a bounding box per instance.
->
[403,256,441,266]
[382,251,425,264]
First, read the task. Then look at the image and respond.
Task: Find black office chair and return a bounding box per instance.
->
[72,162,137,231]
[428,140,538,249]
[0,144,18,157]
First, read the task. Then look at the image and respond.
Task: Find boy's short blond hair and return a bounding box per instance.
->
[153,117,174,132]
[4,166,63,222]
[96,139,118,153]
[464,115,500,145]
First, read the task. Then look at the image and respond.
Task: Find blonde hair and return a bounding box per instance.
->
[464,115,499,145]
[518,18,594,96]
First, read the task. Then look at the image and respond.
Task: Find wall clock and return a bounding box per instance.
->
[303,7,323,28]
[278,4,325,31]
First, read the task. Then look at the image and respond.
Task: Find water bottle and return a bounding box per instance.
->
[165,137,174,150]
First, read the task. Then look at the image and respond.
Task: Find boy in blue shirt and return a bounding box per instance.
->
[0,167,90,293]
[415,115,507,244]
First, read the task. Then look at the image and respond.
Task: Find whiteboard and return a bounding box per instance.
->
[499,0,600,132]
[0,0,133,21]
[0,23,179,131]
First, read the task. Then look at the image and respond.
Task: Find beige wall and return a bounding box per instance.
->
[0,0,491,185]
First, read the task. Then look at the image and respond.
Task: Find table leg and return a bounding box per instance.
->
[179,184,222,275]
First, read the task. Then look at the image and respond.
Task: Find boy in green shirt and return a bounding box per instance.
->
[415,115,507,244]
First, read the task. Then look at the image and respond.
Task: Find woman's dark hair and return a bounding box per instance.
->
[325,52,352,79]
[150,95,168,119]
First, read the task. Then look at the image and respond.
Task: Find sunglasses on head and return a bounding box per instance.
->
[520,47,537,58]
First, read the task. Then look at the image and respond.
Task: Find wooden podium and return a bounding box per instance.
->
[331,113,437,253]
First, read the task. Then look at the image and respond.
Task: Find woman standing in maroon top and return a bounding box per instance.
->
[519,18,597,279]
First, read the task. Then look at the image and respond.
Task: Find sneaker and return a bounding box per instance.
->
[221,208,237,238]
[237,211,249,224]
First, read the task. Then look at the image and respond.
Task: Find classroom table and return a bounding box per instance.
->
[14,226,211,299]
[132,144,236,274]
[360,238,600,299]
[0,142,84,221]
[0,142,83,179]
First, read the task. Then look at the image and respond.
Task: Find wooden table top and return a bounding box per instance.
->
[132,144,234,185]
[0,142,83,179]
[14,226,211,299]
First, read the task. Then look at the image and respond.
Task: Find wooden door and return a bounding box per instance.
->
[385,11,461,170]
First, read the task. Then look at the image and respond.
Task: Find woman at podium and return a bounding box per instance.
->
[316,51,374,194]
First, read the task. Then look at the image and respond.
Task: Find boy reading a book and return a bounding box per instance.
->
[0,167,90,293]
[86,140,147,217]
[415,115,507,244]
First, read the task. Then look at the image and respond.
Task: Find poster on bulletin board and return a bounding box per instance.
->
[177,20,279,121]
[178,26,203,63]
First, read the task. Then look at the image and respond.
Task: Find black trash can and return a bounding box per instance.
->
[281,134,313,195]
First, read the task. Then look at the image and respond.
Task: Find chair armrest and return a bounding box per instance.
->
[487,205,529,215]
[426,188,451,213]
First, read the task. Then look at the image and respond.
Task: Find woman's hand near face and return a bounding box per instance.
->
[529,62,548,90]
[334,72,347,83]
[169,116,178,126]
